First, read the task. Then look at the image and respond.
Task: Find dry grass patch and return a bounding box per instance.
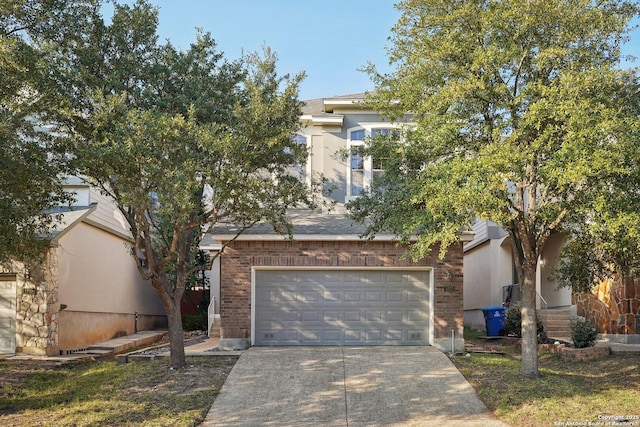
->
[0,356,237,426]
[453,340,640,427]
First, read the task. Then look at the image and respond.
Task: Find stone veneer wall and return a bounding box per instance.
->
[14,248,60,356]
[219,240,464,348]
[573,276,640,334]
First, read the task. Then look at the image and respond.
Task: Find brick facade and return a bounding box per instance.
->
[219,240,464,346]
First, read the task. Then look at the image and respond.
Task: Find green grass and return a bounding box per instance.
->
[453,344,640,426]
[0,356,237,426]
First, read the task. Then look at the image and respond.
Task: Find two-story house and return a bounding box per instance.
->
[201,93,472,352]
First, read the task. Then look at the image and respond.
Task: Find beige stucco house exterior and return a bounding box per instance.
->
[463,219,571,334]
[0,178,166,356]
[464,218,640,343]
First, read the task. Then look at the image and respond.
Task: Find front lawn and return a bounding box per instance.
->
[0,356,237,426]
[453,338,640,427]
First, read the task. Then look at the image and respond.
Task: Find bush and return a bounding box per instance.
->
[504,303,544,337]
[182,313,207,331]
[570,318,598,348]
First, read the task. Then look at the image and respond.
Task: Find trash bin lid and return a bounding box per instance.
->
[482,306,505,311]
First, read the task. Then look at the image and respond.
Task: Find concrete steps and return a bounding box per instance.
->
[540,306,577,339]
[209,322,221,339]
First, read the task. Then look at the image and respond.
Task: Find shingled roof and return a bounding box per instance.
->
[201,210,389,245]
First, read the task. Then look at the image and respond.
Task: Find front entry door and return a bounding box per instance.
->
[0,273,17,354]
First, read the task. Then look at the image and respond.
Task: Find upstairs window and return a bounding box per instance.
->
[290,133,311,185]
[347,126,398,201]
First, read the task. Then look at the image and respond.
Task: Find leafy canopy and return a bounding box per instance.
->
[354,0,640,265]
[352,0,640,378]
[0,0,79,262]
[52,0,315,367]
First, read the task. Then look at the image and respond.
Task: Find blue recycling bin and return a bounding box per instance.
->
[482,306,505,336]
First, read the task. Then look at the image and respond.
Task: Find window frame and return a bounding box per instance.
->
[346,125,399,202]
[290,132,312,186]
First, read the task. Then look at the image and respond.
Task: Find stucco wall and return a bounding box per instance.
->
[539,232,571,307]
[57,221,164,315]
[463,238,513,330]
[219,240,464,349]
[56,221,165,349]
[58,311,166,350]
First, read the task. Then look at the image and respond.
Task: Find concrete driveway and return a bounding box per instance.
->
[201,346,508,426]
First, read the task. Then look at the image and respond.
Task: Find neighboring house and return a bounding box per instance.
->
[463,219,640,343]
[0,177,166,356]
[201,93,473,352]
[463,219,571,334]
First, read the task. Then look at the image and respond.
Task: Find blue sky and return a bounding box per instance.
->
[147,0,399,100]
[115,1,639,101]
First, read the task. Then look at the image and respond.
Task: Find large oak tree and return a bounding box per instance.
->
[351,0,640,378]
[49,1,315,367]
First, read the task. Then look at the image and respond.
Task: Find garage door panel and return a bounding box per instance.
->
[364,330,383,342]
[365,291,383,302]
[324,290,342,303]
[344,329,362,342]
[302,329,321,343]
[386,310,403,322]
[408,310,426,322]
[323,330,341,343]
[255,270,430,346]
[365,310,383,322]
[324,311,341,322]
[302,291,320,302]
[387,291,403,302]
[344,310,361,322]
[301,310,321,321]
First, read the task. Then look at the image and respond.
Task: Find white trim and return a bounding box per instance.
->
[299,114,344,126]
[250,266,435,347]
[200,243,223,251]
[251,267,256,345]
[292,132,312,187]
[346,124,403,202]
[212,233,392,241]
[82,218,134,242]
[324,99,360,105]
[253,266,433,271]
[211,231,474,242]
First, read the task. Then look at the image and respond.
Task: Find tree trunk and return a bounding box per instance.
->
[166,302,186,369]
[520,260,538,378]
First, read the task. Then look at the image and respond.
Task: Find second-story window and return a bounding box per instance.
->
[347,127,397,201]
[290,133,310,185]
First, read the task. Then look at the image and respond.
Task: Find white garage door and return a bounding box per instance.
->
[254,269,431,345]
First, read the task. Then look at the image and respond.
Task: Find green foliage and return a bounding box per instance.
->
[504,303,544,337]
[0,0,79,262]
[570,319,598,348]
[34,0,316,367]
[353,0,640,376]
[181,313,207,331]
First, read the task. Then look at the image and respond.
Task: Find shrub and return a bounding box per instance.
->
[504,303,544,337]
[570,318,598,348]
[182,313,207,331]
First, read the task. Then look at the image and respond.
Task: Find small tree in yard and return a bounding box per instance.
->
[351,0,640,378]
[49,1,315,368]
